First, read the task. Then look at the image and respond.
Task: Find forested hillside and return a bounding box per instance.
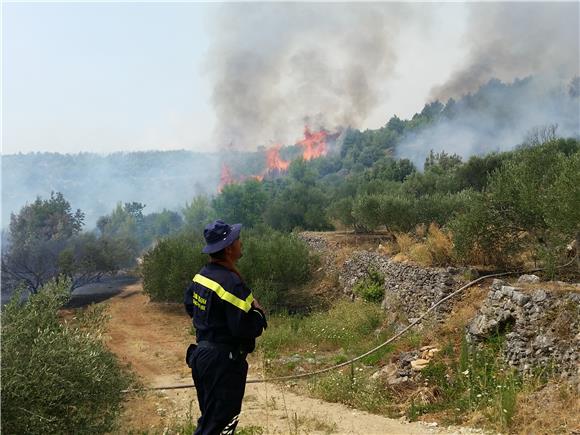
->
[2,77,578,299]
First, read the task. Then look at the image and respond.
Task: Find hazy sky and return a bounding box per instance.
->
[2,2,576,155]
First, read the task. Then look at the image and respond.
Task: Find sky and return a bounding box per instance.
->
[2,2,577,155]
[2,1,469,154]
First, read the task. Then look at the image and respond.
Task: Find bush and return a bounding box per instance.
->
[141,233,206,302]
[450,140,579,266]
[141,226,312,310]
[425,223,454,266]
[1,280,132,434]
[352,269,385,303]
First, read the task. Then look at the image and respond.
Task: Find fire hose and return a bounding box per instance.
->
[121,261,575,394]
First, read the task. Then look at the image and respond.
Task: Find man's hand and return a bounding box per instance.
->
[252,298,265,313]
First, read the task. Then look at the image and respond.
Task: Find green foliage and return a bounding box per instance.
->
[238,226,312,310]
[263,163,333,232]
[141,233,206,302]
[408,336,524,429]
[259,300,386,359]
[2,193,133,293]
[353,269,384,303]
[1,279,132,434]
[212,180,268,228]
[451,139,580,266]
[141,226,312,309]
[8,191,85,245]
[182,195,216,232]
[141,209,183,246]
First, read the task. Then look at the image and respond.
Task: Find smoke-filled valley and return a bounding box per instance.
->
[3,75,578,231]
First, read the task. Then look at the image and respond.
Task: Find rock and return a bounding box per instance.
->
[532,289,547,302]
[512,291,531,306]
[491,279,506,291]
[466,279,579,378]
[518,274,541,284]
[411,359,430,371]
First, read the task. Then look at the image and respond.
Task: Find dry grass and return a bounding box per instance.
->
[433,284,489,343]
[514,280,580,294]
[409,244,432,266]
[425,223,454,266]
[395,232,415,255]
[512,380,580,434]
[390,224,455,267]
[415,223,427,239]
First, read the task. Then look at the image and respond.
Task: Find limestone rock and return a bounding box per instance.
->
[518,274,541,284]
[411,359,430,371]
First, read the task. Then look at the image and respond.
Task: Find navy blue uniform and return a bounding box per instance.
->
[185,263,266,435]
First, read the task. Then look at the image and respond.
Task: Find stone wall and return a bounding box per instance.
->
[298,233,579,377]
[467,279,579,377]
[338,251,464,320]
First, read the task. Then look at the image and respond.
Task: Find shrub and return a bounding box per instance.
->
[238,226,311,292]
[395,232,414,255]
[352,269,385,303]
[141,226,312,310]
[408,244,432,265]
[1,280,132,434]
[141,233,206,302]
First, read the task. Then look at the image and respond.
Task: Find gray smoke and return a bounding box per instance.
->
[431,2,579,101]
[398,77,580,169]
[206,3,419,148]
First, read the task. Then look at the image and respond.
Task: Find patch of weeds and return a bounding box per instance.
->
[360,344,395,366]
[237,425,265,435]
[353,268,385,303]
[407,334,525,430]
[308,364,391,414]
[289,412,337,434]
[259,300,385,359]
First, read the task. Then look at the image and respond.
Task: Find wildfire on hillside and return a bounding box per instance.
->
[266,144,290,172]
[297,127,328,160]
[218,126,339,191]
[218,164,235,192]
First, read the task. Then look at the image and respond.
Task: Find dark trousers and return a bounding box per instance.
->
[190,346,248,435]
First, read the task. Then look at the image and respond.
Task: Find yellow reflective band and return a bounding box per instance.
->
[193,274,253,313]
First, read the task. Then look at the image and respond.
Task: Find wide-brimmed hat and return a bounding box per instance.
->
[202,220,242,254]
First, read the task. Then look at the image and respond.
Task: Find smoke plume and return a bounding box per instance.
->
[431,2,579,100]
[206,3,417,148]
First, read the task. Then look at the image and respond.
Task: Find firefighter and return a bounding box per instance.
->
[184,220,267,435]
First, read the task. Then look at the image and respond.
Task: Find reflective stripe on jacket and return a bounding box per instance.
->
[184,263,266,352]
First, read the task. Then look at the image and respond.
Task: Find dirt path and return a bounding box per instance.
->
[104,283,477,434]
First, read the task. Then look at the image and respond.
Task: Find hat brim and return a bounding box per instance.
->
[202,223,242,254]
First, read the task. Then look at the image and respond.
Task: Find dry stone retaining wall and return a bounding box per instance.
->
[338,251,463,320]
[298,233,579,378]
[467,279,579,377]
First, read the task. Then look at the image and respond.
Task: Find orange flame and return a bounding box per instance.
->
[297,127,328,160]
[266,144,290,172]
[218,163,234,191]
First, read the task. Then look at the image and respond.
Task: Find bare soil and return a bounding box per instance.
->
[103,282,475,434]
